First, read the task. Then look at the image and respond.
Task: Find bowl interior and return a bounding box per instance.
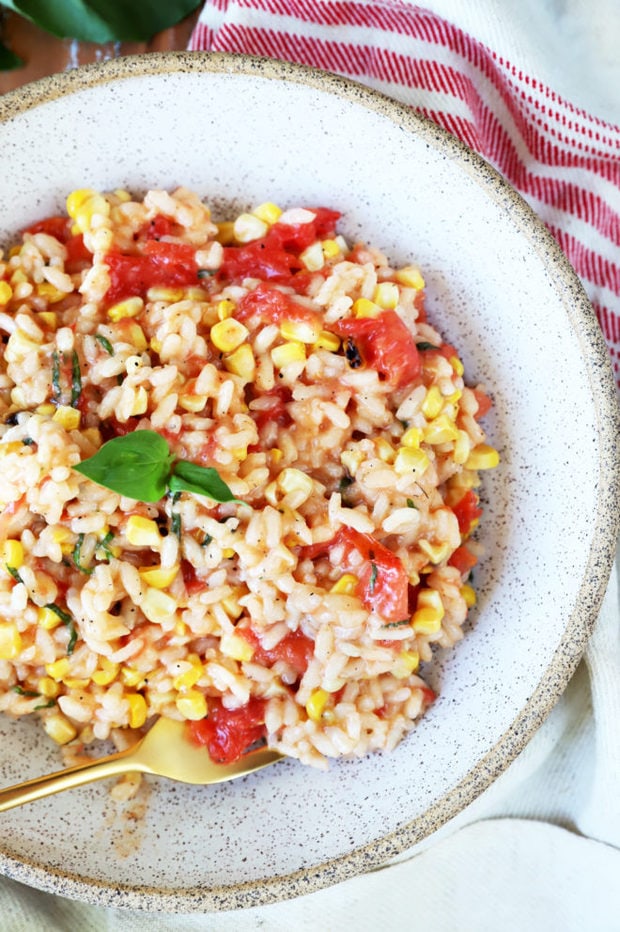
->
[0,54,617,911]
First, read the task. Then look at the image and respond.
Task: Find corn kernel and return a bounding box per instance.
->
[216,221,236,245]
[277,467,313,499]
[279,319,321,344]
[126,693,148,729]
[373,282,399,309]
[270,448,283,465]
[91,658,119,686]
[220,632,255,662]
[2,539,23,569]
[393,446,430,477]
[35,403,55,415]
[38,605,62,631]
[10,269,27,285]
[223,343,256,379]
[0,622,22,659]
[394,266,425,289]
[45,658,71,681]
[66,188,96,218]
[179,392,208,413]
[321,239,341,259]
[423,414,459,445]
[146,286,184,302]
[37,283,66,304]
[421,386,444,419]
[418,539,451,564]
[392,649,420,678]
[340,449,364,476]
[222,548,235,559]
[38,311,57,329]
[51,527,72,545]
[461,584,477,607]
[233,213,268,243]
[353,297,381,319]
[52,405,81,431]
[126,515,161,547]
[300,241,324,271]
[412,589,444,634]
[43,714,77,745]
[465,444,500,470]
[329,574,359,595]
[114,188,131,202]
[271,341,306,368]
[173,662,203,690]
[450,355,465,377]
[37,676,60,698]
[210,318,250,353]
[141,588,177,623]
[401,426,423,448]
[175,689,208,720]
[306,688,330,723]
[63,678,90,690]
[121,666,146,688]
[123,321,147,351]
[139,564,179,589]
[375,437,395,463]
[129,385,148,416]
[0,281,13,304]
[221,588,245,620]
[68,191,110,234]
[0,441,24,456]
[253,202,282,225]
[313,330,340,352]
[217,299,236,320]
[453,430,471,465]
[107,296,144,322]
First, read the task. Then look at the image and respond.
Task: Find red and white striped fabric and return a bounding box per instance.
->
[189,0,620,388]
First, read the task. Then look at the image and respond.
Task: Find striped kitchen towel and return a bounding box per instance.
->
[189,0,620,388]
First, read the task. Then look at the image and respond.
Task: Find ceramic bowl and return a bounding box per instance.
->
[0,53,618,912]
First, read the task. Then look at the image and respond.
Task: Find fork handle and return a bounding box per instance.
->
[0,746,146,812]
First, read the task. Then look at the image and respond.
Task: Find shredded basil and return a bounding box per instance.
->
[6,565,23,584]
[12,685,40,697]
[338,474,354,491]
[169,491,182,537]
[95,333,114,356]
[34,698,57,710]
[45,602,78,654]
[369,561,378,594]
[201,533,213,547]
[70,350,82,407]
[97,530,115,561]
[197,268,216,279]
[22,437,35,446]
[416,341,439,351]
[72,533,94,575]
[382,619,411,629]
[51,349,61,403]
[406,498,418,509]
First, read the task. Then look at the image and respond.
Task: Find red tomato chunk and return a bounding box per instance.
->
[241,627,315,677]
[332,310,421,388]
[104,241,199,305]
[188,697,267,763]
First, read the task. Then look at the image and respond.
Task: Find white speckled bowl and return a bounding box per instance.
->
[0,53,618,912]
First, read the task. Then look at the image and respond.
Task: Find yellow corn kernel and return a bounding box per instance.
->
[107,296,144,322]
[66,188,97,218]
[4,329,42,363]
[43,713,77,745]
[271,341,306,368]
[220,632,255,662]
[465,444,500,470]
[37,282,66,304]
[321,238,341,259]
[35,403,56,415]
[394,266,425,290]
[69,192,110,234]
[139,564,179,589]
[114,188,131,202]
[150,338,162,354]
[423,414,459,445]
[176,689,208,720]
[126,515,161,547]
[444,388,462,407]
[45,658,71,681]
[279,319,321,344]
[253,202,282,225]
[392,649,420,678]
[123,321,148,352]
[313,330,340,352]
[221,588,245,620]
[146,286,185,302]
[306,688,330,723]
[179,392,208,413]
[38,311,58,329]
[461,584,477,608]
[373,281,399,309]
[121,666,145,688]
[375,437,395,463]
[129,385,148,417]
[174,620,188,637]
[0,281,13,304]
[300,241,324,271]
[270,448,283,465]
[0,441,24,456]
[0,622,22,659]
[217,299,236,320]
[394,446,430,477]
[277,467,313,498]
[52,405,81,431]
[210,317,249,353]
[340,448,364,476]
[233,212,268,243]
[401,426,423,448]
[2,539,24,569]
[173,661,203,691]
[222,548,235,560]
[329,574,359,595]
[453,430,471,466]
[38,605,62,631]
[421,386,444,419]
[126,693,148,729]
[216,221,236,245]
[412,589,445,634]
[10,269,27,285]
[37,676,60,698]
[141,588,177,624]
[450,355,465,377]
[64,678,90,690]
[223,343,256,380]
[353,297,382,319]
[418,539,451,564]
[91,658,120,686]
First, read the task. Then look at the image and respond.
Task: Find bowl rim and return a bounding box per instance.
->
[0,50,619,913]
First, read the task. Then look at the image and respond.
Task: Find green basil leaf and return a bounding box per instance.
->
[0,39,23,70]
[169,459,238,504]
[1,0,202,42]
[74,430,174,502]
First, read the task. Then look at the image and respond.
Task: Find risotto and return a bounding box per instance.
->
[0,187,498,774]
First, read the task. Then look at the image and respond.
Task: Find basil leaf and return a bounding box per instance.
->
[416,341,439,351]
[1,0,202,42]
[71,350,82,407]
[369,561,378,595]
[95,333,114,356]
[169,459,238,503]
[45,602,78,653]
[0,39,23,70]
[74,430,174,503]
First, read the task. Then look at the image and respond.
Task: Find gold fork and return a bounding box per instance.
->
[0,717,283,811]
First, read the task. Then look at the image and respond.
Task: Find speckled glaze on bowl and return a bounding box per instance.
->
[0,53,618,913]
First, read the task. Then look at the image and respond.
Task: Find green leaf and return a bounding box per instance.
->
[1,0,202,42]
[73,430,174,503]
[169,459,238,504]
[0,39,23,70]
